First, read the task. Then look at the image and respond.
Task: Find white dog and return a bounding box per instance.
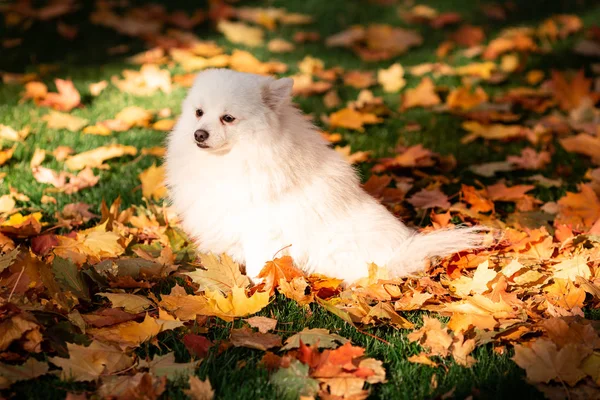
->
[165,69,486,283]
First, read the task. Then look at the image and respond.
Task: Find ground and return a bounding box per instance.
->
[1,0,600,399]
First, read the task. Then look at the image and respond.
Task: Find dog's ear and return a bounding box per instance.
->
[262,78,293,110]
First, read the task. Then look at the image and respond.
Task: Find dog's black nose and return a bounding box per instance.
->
[194,129,209,143]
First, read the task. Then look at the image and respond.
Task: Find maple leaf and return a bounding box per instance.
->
[461,184,494,213]
[555,184,600,230]
[38,79,81,111]
[204,286,270,321]
[49,340,133,381]
[0,124,29,141]
[184,376,215,400]
[138,352,200,380]
[446,86,489,110]
[512,339,590,386]
[268,38,295,53]
[407,316,453,357]
[65,144,137,170]
[377,63,406,93]
[0,145,16,167]
[343,70,375,89]
[544,278,586,310]
[0,314,40,352]
[407,353,439,367]
[560,133,600,165]
[139,164,167,200]
[0,195,16,214]
[82,308,142,328]
[282,328,349,351]
[89,80,108,96]
[329,108,382,132]
[183,334,213,359]
[550,70,592,111]
[88,313,184,350]
[41,110,88,132]
[0,358,49,389]
[407,188,450,210]
[217,20,264,47]
[401,77,441,110]
[229,50,287,75]
[112,64,172,96]
[449,260,498,297]
[278,276,314,305]
[183,253,249,293]
[460,121,524,143]
[245,316,277,333]
[114,106,153,128]
[334,145,372,164]
[158,292,211,321]
[98,372,166,400]
[270,360,320,399]
[552,255,591,282]
[97,292,154,313]
[258,255,304,293]
[230,326,282,351]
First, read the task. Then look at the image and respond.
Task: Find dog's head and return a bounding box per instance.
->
[176,69,293,153]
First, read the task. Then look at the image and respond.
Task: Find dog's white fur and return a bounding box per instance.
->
[166,69,486,283]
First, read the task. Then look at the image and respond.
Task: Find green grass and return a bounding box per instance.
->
[2,0,600,399]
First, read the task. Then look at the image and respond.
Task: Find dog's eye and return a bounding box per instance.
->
[195,109,203,118]
[221,114,235,123]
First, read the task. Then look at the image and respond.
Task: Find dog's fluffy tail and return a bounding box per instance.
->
[389,226,491,276]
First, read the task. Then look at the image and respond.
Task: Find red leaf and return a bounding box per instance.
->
[183,334,213,359]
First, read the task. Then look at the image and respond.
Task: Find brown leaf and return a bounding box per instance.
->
[49,340,133,381]
[230,326,282,351]
[245,316,277,333]
[184,376,214,400]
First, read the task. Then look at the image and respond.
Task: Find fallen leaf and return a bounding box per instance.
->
[65,144,137,170]
[184,376,214,400]
[38,79,81,111]
[49,340,133,381]
[245,316,277,333]
[512,339,590,386]
[42,111,88,132]
[401,77,441,110]
[230,326,282,351]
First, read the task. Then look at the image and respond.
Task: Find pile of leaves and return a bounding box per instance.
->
[2,0,600,399]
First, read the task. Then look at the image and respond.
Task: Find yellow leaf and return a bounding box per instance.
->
[449,260,497,297]
[401,77,441,110]
[329,108,382,132]
[217,20,264,47]
[139,164,167,200]
[0,195,16,214]
[455,62,496,79]
[183,253,249,293]
[204,286,270,321]
[97,293,154,313]
[0,145,16,166]
[83,124,112,136]
[49,340,133,381]
[152,119,175,131]
[65,144,137,170]
[42,111,88,132]
[377,63,406,93]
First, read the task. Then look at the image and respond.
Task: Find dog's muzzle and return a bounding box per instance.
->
[194,129,210,148]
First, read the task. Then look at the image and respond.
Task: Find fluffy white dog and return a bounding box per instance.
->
[166,69,487,283]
